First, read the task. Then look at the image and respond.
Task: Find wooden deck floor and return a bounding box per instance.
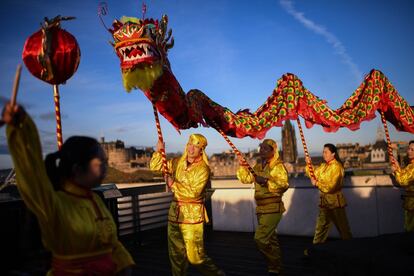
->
[5,228,413,275]
[127,229,414,276]
[128,228,315,276]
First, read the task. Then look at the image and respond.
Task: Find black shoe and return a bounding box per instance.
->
[268,272,279,276]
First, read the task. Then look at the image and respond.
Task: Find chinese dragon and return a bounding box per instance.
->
[107,14,414,174]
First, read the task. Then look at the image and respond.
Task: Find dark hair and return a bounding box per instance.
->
[323,143,342,164]
[409,140,414,146]
[44,136,102,190]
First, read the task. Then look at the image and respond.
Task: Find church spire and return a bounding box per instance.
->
[282,120,298,163]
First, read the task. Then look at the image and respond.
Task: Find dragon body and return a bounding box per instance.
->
[109,15,414,139]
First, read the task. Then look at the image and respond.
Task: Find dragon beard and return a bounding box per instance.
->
[122,63,163,92]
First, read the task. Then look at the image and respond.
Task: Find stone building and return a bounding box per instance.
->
[295,156,325,173]
[336,143,370,169]
[210,150,259,177]
[100,137,154,172]
[362,126,389,169]
[130,147,156,168]
[392,141,409,166]
[368,126,388,163]
[101,139,131,168]
[210,119,299,176]
[369,141,388,163]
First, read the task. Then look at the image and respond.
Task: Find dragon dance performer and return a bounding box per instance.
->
[150,134,225,276]
[2,103,134,275]
[305,143,352,244]
[391,140,414,232]
[237,139,289,276]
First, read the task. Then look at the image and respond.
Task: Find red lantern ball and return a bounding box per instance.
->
[22,26,80,85]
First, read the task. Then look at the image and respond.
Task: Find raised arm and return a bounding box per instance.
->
[394,164,414,187]
[5,105,57,222]
[149,139,174,174]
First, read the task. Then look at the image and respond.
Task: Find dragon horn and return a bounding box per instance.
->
[165,29,172,43]
[166,37,174,50]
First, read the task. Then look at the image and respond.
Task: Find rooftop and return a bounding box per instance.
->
[4,228,412,275]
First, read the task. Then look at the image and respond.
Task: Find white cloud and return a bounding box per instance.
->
[279,0,362,82]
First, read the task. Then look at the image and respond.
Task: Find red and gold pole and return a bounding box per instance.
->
[380,111,396,166]
[296,117,316,181]
[53,85,63,150]
[210,120,257,178]
[151,100,169,181]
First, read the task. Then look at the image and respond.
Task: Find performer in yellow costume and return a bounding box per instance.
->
[306,143,352,244]
[150,134,225,276]
[236,139,289,276]
[2,103,134,275]
[391,140,414,232]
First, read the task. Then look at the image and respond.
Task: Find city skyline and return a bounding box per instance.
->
[1,0,414,169]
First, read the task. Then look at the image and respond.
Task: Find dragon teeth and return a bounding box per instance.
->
[120,43,159,61]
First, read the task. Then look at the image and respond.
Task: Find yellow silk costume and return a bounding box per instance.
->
[150,134,223,276]
[306,159,352,244]
[237,139,288,274]
[393,159,414,232]
[6,115,134,275]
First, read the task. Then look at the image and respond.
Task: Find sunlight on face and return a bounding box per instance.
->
[89,158,107,179]
[323,147,335,163]
[408,143,414,160]
[187,143,202,159]
[259,143,274,160]
[85,148,108,188]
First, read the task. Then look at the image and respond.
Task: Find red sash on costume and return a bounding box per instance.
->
[52,253,116,275]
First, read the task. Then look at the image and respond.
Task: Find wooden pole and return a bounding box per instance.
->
[380,111,396,166]
[151,101,169,189]
[10,64,22,106]
[53,85,63,150]
[210,120,257,178]
[296,117,316,181]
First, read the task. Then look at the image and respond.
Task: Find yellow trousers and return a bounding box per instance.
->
[168,222,223,276]
[313,207,352,244]
[255,213,283,274]
[405,210,414,232]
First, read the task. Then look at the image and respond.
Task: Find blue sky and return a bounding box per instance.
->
[1,0,414,169]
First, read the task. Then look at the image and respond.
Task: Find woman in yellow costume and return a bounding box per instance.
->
[236,139,289,276]
[1,103,134,275]
[150,134,225,276]
[391,140,414,232]
[305,143,352,244]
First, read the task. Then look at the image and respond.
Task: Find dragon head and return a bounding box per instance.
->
[110,15,174,92]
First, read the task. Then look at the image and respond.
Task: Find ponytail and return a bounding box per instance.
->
[44,151,62,190]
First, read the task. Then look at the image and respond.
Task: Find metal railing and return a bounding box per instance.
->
[94,183,172,245]
[117,191,172,238]
[0,169,16,192]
